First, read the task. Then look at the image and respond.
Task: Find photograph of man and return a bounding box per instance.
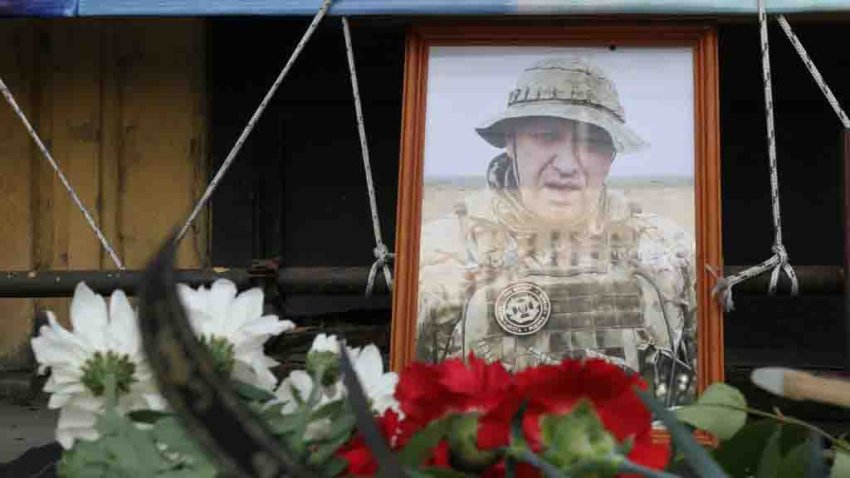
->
[416,55,697,405]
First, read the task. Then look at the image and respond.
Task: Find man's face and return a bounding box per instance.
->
[507,117,615,225]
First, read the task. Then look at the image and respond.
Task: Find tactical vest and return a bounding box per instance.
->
[453,219,651,372]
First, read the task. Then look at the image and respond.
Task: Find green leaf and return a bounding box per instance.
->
[831,449,850,478]
[98,411,171,473]
[674,383,747,440]
[151,416,216,475]
[319,456,348,477]
[778,423,810,456]
[636,387,728,478]
[777,441,810,478]
[231,379,277,403]
[59,409,178,477]
[311,399,345,421]
[755,426,781,478]
[323,412,357,442]
[399,416,453,466]
[713,420,778,477]
[309,427,356,465]
[264,412,303,436]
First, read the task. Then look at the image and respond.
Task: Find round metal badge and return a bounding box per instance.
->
[494,282,551,336]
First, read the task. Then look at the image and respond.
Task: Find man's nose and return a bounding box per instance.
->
[549,144,581,175]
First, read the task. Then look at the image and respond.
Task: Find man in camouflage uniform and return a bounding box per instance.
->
[416,57,697,404]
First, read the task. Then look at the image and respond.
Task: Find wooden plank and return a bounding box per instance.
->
[0,20,36,366]
[33,19,65,329]
[32,20,105,330]
[116,19,207,269]
[99,22,124,270]
[50,19,104,272]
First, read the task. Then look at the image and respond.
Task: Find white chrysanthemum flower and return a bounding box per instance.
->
[30,283,165,449]
[301,334,399,416]
[275,370,343,440]
[177,279,295,391]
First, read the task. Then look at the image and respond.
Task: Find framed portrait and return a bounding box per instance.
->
[390,24,722,410]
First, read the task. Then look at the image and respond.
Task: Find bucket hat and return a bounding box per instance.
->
[476,57,647,154]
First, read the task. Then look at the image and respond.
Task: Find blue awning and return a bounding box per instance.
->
[4,0,850,17]
[0,0,76,16]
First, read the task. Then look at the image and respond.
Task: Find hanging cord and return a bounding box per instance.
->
[776,15,850,129]
[176,0,334,243]
[0,78,125,270]
[712,0,799,311]
[341,17,394,297]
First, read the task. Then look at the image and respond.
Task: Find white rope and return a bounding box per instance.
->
[776,15,850,129]
[175,0,334,243]
[0,78,125,270]
[712,0,798,310]
[342,17,394,296]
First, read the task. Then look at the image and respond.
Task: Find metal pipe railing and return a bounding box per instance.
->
[0,266,390,297]
[0,265,836,298]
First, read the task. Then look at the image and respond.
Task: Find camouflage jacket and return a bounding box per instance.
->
[416,183,696,377]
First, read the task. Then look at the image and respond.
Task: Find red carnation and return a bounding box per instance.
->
[395,354,516,430]
[516,359,669,470]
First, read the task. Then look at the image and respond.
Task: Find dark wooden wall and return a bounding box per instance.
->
[720,22,847,370]
[208,18,403,324]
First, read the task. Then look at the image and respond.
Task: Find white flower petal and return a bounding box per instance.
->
[48,393,75,409]
[276,370,315,413]
[70,282,109,350]
[56,405,99,449]
[250,364,279,391]
[209,279,238,327]
[107,289,139,354]
[311,334,339,354]
[31,318,89,367]
[279,320,296,333]
[353,345,384,380]
[239,315,290,339]
[225,288,264,336]
[70,394,105,412]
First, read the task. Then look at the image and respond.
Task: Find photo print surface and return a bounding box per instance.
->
[415,46,698,406]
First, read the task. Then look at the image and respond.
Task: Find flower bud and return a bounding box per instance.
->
[446,413,500,472]
[305,350,340,387]
[540,400,619,472]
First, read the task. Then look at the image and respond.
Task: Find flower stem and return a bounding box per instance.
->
[698,403,850,452]
[104,372,117,409]
[292,364,328,456]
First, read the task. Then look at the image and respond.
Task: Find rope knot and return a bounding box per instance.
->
[373,244,392,264]
[772,243,789,264]
[366,243,394,297]
[767,243,798,296]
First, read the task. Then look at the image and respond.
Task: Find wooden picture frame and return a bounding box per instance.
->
[391,23,722,409]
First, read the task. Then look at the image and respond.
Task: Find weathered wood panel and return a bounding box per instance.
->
[0,21,36,368]
[99,22,125,270]
[115,19,208,269]
[0,18,208,365]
